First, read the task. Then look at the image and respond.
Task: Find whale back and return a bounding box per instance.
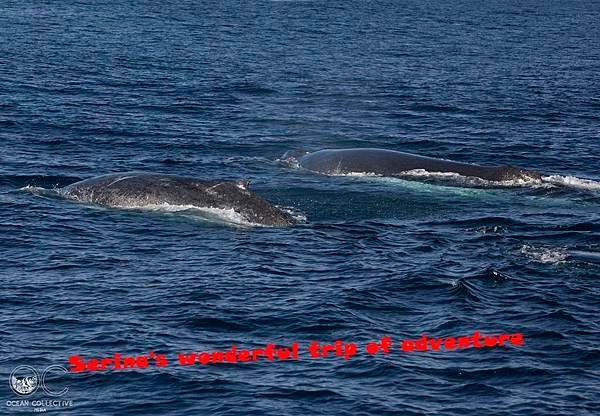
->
[62,173,295,226]
[297,148,541,182]
[297,148,452,176]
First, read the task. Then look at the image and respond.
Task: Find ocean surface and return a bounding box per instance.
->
[1,1,599,415]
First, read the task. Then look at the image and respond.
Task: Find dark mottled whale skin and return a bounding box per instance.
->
[60,172,296,226]
[296,148,542,182]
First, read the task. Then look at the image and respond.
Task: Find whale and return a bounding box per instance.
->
[294,148,542,183]
[58,172,296,226]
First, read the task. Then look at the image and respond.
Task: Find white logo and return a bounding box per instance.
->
[8,365,69,397]
[9,366,39,396]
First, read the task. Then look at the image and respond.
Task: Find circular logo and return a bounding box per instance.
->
[9,365,40,396]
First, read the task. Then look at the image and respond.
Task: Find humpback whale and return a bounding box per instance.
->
[59,172,296,226]
[295,148,542,182]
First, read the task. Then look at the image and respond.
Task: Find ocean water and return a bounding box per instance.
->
[1,1,600,415]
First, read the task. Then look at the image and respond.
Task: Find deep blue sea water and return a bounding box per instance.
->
[1,1,599,415]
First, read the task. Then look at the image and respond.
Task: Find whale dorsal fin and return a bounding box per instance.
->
[236,179,251,190]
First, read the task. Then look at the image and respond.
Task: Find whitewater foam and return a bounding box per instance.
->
[520,244,569,264]
[541,175,600,191]
[115,203,264,227]
[289,164,545,188]
[295,164,600,193]
[396,169,544,187]
[279,206,308,223]
[20,185,61,197]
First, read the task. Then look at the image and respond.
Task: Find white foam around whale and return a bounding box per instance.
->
[20,185,51,193]
[520,245,600,265]
[334,169,543,189]
[116,203,264,227]
[541,175,600,191]
[520,244,569,264]
[392,169,544,187]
